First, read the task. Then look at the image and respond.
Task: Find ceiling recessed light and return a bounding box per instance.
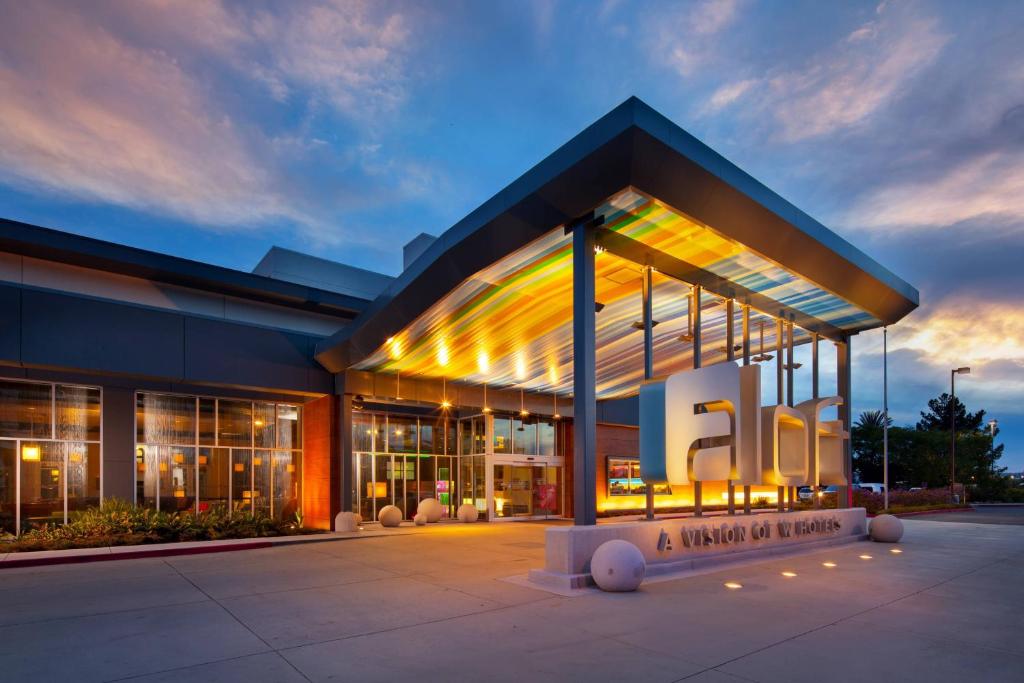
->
[890,548,903,554]
[822,562,837,568]
[859,554,873,560]
[781,571,797,578]
[724,582,743,590]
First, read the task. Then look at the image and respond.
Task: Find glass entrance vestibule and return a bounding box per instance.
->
[352,410,566,522]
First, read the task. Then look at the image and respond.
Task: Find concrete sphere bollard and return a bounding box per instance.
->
[378,504,403,527]
[456,503,479,523]
[590,540,646,592]
[334,511,360,532]
[413,512,427,526]
[353,512,363,524]
[418,497,443,523]
[870,513,904,542]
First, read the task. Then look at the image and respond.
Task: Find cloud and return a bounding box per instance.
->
[699,4,949,143]
[249,2,412,117]
[846,149,1024,231]
[0,2,291,228]
[766,16,948,142]
[702,78,757,114]
[650,0,742,77]
[0,0,420,235]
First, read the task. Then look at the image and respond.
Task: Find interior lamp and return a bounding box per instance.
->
[21,444,41,461]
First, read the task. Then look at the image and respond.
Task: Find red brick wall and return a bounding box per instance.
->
[596,423,640,505]
[563,421,641,519]
[302,394,337,530]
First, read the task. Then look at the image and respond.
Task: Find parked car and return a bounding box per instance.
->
[797,486,824,501]
[858,483,886,494]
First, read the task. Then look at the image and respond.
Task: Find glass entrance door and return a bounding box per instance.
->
[492,463,563,519]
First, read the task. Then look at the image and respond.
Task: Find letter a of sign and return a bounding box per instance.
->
[640,363,752,486]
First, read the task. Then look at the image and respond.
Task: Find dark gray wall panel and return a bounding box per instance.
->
[102,385,136,502]
[597,395,639,426]
[184,317,331,393]
[0,284,20,363]
[22,289,185,377]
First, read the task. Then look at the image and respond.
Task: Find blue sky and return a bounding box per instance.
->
[1,0,1022,468]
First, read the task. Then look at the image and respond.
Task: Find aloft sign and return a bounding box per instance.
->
[639,362,848,488]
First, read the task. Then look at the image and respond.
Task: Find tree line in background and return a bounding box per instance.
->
[852,393,1017,501]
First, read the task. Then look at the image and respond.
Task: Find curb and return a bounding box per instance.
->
[0,527,421,570]
[866,507,974,519]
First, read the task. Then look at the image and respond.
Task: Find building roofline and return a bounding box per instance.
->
[315,96,919,373]
[0,217,369,318]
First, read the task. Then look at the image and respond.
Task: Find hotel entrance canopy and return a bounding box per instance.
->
[315,97,918,399]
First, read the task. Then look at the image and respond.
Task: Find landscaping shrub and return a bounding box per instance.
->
[0,498,314,553]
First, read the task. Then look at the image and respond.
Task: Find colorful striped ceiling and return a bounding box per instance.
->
[354,188,873,399]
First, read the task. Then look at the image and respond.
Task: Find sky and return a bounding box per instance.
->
[1,0,1022,469]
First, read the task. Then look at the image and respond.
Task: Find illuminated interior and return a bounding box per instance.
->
[355,188,878,398]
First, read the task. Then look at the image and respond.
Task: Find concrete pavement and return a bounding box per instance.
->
[0,518,1021,682]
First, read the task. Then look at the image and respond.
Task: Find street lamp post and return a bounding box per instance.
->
[988,418,998,438]
[950,367,971,501]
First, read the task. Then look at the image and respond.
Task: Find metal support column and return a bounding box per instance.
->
[776,317,784,512]
[812,333,821,509]
[572,222,598,526]
[726,299,736,515]
[786,320,795,511]
[692,285,703,517]
[837,337,853,509]
[643,266,656,521]
[742,304,752,515]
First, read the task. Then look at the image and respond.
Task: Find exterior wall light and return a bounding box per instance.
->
[21,444,41,461]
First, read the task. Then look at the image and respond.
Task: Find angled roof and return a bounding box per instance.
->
[0,217,369,318]
[315,97,918,379]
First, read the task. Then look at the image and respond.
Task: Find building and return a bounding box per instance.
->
[0,98,918,535]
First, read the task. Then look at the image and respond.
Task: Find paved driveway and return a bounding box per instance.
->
[1,518,1022,682]
[910,505,1024,525]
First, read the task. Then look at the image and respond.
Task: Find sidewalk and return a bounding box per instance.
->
[0,524,423,569]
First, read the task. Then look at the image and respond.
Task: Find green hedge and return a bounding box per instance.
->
[0,498,315,553]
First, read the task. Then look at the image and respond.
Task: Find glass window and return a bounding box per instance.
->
[353,412,373,452]
[459,418,472,456]
[1,440,15,534]
[198,447,229,513]
[419,419,434,454]
[0,381,52,439]
[272,450,300,521]
[160,446,196,513]
[512,416,537,455]
[387,416,417,453]
[20,441,62,530]
[276,404,301,449]
[218,400,252,447]
[137,393,195,445]
[254,403,276,449]
[56,385,100,442]
[231,449,253,512]
[493,415,511,453]
[358,452,374,520]
[66,442,100,515]
[198,398,216,445]
[538,418,556,457]
[472,415,487,454]
[253,449,272,515]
